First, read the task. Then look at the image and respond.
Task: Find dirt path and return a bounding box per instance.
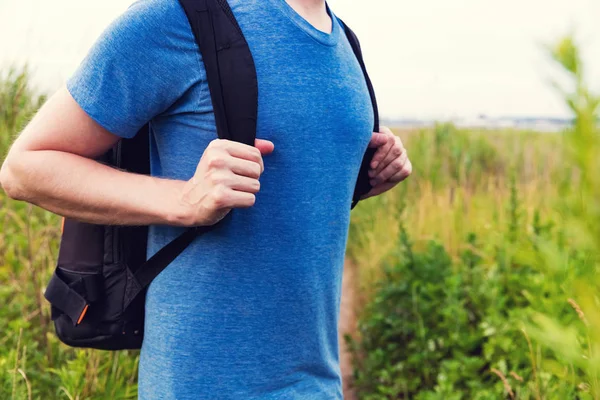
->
[339,259,358,400]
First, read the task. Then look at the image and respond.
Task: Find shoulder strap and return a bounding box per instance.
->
[180,0,258,145]
[124,0,258,308]
[339,19,380,209]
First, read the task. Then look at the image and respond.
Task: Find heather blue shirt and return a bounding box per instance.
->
[67,0,374,398]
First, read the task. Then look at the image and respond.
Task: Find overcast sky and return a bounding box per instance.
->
[0,0,598,119]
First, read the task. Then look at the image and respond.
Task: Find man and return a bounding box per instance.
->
[0,0,411,398]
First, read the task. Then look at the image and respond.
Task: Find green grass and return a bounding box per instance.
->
[345,37,600,399]
[348,126,566,297]
[0,68,138,400]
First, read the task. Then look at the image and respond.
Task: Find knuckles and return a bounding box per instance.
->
[251,164,262,179]
[206,154,226,170]
[208,138,225,150]
[210,185,230,209]
[250,147,262,160]
[206,170,228,186]
[392,158,405,169]
[392,145,403,158]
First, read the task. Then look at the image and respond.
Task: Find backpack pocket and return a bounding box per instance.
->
[44,262,144,349]
[45,266,103,326]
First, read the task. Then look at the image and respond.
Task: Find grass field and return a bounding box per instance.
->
[1,37,599,399]
[344,125,578,399]
[348,126,564,291]
[344,38,600,399]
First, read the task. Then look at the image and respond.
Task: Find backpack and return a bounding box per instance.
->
[43,0,380,350]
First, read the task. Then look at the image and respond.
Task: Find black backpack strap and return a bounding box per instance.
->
[339,20,380,209]
[122,0,259,308]
[180,0,258,146]
[123,220,226,309]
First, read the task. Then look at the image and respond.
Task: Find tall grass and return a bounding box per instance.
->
[346,38,599,399]
[0,68,46,159]
[525,36,600,399]
[348,126,566,299]
[0,68,138,400]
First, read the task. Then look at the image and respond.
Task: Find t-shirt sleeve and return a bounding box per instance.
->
[67,0,200,139]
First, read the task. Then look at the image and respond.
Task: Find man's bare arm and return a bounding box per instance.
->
[0,87,274,227]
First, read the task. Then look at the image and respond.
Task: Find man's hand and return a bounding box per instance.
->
[180,138,275,226]
[361,126,412,200]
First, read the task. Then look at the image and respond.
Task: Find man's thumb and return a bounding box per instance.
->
[255,139,275,155]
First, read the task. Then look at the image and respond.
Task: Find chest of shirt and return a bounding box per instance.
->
[151,1,373,186]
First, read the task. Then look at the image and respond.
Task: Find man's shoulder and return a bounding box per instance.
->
[66,0,203,139]
[109,0,191,39]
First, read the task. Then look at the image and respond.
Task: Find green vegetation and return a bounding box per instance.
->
[0,68,46,159]
[347,38,599,399]
[0,69,138,400]
[0,38,597,399]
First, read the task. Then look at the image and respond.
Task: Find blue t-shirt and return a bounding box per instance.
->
[67,0,374,398]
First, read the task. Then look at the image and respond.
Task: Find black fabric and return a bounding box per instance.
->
[45,269,92,326]
[180,0,258,146]
[106,125,150,268]
[57,218,106,270]
[339,21,380,209]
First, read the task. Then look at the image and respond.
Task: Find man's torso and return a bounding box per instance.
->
[67,0,373,398]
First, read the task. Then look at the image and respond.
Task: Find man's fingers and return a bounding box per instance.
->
[368,127,398,169]
[212,187,256,209]
[214,140,264,172]
[359,126,411,201]
[229,175,261,194]
[227,189,256,208]
[226,157,262,179]
[388,159,412,183]
[362,161,412,200]
[255,138,275,155]
[372,136,405,176]
[368,133,393,169]
[215,138,274,173]
[370,151,409,186]
[361,181,396,200]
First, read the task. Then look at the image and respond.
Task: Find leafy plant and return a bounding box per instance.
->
[347,37,598,399]
[525,36,600,399]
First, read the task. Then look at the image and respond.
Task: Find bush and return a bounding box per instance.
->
[347,216,586,399]
[347,37,599,400]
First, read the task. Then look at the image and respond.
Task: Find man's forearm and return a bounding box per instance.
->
[1,149,193,227]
